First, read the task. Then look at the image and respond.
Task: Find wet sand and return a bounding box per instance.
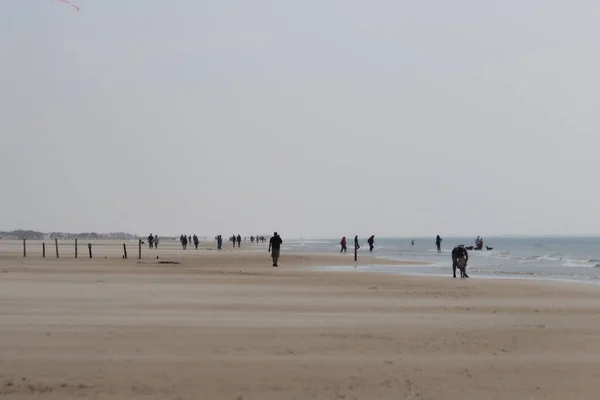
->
[1,246,600,399]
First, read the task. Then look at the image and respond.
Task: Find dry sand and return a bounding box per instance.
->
[1,242,600,399]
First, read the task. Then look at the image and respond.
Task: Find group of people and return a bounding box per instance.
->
[339,235,376,253]
[146,232,473,278]
[145,233,270,252]
[147,234,159,249]
[229,235,242,247]
[475,236,484,250]
[251,236,267,243]
[224,235,268,248]
[178,234,200,250]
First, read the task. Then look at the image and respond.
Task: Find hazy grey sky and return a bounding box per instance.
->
[1,1,599,237]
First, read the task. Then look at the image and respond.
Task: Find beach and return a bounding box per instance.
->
[1,245,600,399]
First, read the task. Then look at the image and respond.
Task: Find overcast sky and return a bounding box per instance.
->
[1,1,599,237]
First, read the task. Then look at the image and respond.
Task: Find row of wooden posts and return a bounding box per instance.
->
[22,239,143,259]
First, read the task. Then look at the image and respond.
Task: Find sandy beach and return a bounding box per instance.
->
[1,245,600,399]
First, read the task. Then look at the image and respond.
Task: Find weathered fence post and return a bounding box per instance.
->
[42,242,46,258]
[123,243,128,259]
[88,243,92,258]
[55,238,59,258]
[75,239,78,258]
[23,238,26,257]
[138,239,142,260]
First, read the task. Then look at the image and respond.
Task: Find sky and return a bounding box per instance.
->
[1,0,599,238]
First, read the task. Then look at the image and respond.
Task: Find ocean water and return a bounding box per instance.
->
[279,236,600,284]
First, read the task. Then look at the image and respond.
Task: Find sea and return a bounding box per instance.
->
[275,236,600,285]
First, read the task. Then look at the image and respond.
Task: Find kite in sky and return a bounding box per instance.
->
[54,0,80,12]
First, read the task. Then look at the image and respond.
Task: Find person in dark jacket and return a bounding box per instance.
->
[451,245,469,278]
[268,232,283,267]
[367,235,375,252]
[340,237,347,253]
[436,235,443,253]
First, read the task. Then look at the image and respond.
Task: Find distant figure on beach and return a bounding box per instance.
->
[354,236,360,251]
[193,234,199,250]
[251,236,255,243]
[451,245,469,278]
[269,232,283,267]
[436,235,442,253]
[236,234,242,248]
[182,235,188,250]
[217,235,223,250]
[148,234,154,249]
[340,237,347,253]
[154,235,159,249]
[188,235,192,245]
[367,235,375,252]
[411,240,415,246]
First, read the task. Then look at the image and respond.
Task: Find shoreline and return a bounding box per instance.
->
[310,263,600,288]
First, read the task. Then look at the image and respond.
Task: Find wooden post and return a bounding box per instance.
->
[123,243,128,259]
[23,239,26,257]
[42,243,46,258]
[138,239,142,260]
[88,243,92,258]
[55,238,59,258]
[354,242,358,262]
[75,239,78,258]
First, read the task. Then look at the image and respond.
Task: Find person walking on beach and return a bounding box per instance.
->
[236,234,242,248]
[148,233,154,249]
[436,235,443,253]
[182,235,188,250]
[367,235,375,252]
[193,234,199,250]
[217,235,223,250]
[154,235,159,249]
[268,232,283,267]
[354,235,360,251]
[340,236,347,253]
[451,244,469,278]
